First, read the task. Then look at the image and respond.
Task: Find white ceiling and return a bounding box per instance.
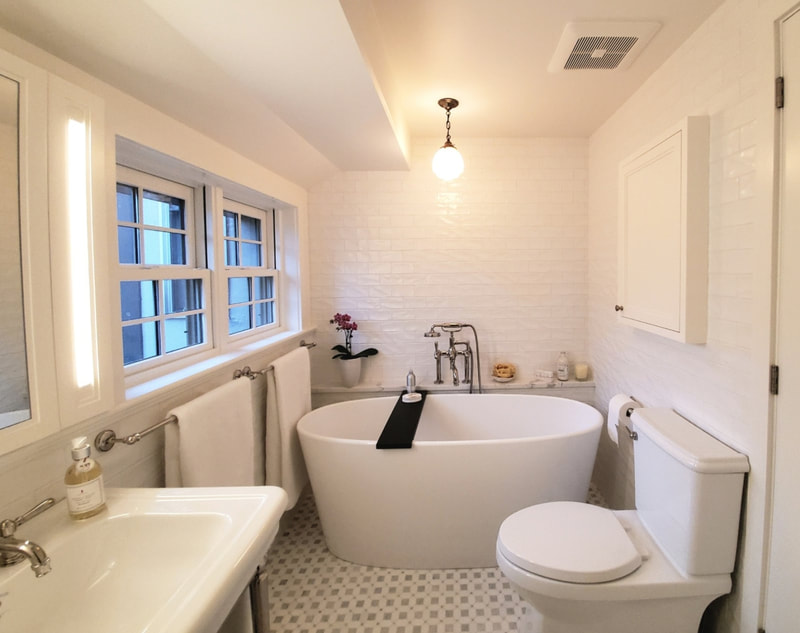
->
[0,0,724,187]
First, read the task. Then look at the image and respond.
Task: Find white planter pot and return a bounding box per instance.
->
[338,358,362,388]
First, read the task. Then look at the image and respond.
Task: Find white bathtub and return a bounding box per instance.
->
[297,393,603,569]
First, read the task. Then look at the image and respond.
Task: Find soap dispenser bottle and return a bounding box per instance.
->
[65,436,106,519]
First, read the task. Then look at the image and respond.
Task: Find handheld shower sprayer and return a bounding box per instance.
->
[424,323,465,336]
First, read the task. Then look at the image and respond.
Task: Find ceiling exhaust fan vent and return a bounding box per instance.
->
[565,36,638,69]
[549,22,661,72]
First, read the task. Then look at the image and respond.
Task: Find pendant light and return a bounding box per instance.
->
[432,98,464,181]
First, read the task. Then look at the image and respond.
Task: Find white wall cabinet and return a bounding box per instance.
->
[617,116,709,344]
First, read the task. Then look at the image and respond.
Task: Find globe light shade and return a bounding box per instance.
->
[432,144,464,181]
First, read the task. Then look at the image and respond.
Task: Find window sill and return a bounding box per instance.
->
[124,328,314,403]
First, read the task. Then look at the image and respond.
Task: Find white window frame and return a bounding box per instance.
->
[114,137,304,397]
[222,197,280,342]
[116,166,211,376]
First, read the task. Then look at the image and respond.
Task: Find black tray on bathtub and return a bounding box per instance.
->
[376,390,427,449]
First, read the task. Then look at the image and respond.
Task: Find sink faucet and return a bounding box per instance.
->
[0,498,55,577]
[423,323,483,393]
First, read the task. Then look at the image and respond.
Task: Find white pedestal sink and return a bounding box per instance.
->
[0,486,287,633]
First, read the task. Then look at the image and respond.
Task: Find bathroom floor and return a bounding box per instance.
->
[266,486,608,633]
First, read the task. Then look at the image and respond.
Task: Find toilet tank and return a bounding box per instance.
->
[631,408,749,577]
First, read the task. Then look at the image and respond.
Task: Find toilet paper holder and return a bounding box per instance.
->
[618,406,638,440]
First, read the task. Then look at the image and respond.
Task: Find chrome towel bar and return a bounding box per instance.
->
[95,415,178,452]
[233,339,316,380]
[94,339,316,452]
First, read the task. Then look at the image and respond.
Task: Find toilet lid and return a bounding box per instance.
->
[497,502,642,583]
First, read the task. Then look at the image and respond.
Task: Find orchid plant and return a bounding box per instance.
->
[330,313,379,360]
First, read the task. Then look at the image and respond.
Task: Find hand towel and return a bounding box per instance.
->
[164,377,256,487]
[266,347,311,508]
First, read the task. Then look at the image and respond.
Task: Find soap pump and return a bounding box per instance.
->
[64,436,106,520]
[402,370,422,403]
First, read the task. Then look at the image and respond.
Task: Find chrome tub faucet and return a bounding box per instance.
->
[423,323,483,393]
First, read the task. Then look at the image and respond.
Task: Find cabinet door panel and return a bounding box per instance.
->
[617,117,708,344]
[622,132,682,331]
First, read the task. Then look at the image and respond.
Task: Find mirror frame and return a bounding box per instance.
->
[0,48,60,455]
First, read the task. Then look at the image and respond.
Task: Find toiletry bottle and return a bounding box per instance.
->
[406,369,417,393]
[556,352,569,381]
[65,436,106,519]
[402,370,422,403]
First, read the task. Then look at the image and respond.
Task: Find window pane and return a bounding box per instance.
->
[122,322,159,365]
[143,190,185,229]
[164,279,203,314]
[240,215,261,241]
[120,281,157,321]
[228,306,251,335]
[241,242,261,267]
[116,184,137,222]
[164,314,205,353]
[223,211,238,237]
[254,302,275,327]
[225,239,239,267]
[117,226,139,264]
[143,229,186,265]
[253,276,274,301]
[228,277,250,305]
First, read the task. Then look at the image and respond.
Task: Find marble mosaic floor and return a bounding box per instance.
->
[266,486,608,633]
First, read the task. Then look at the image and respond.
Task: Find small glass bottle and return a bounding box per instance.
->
[556,352,569,382]
[65,436,106,520]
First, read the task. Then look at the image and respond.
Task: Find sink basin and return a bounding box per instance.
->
[0,486,287,633]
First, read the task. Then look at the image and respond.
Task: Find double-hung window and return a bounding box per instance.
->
[114,145,294,388]
[223,198,278,337]
[116,166,209,369]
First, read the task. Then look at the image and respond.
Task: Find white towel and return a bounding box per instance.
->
[266,347,311,509]
[164,378,256,487]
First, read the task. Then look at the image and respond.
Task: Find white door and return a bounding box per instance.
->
[766,6,800,632]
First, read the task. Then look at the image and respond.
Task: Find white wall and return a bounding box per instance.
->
[308,138,589,387]
[587,0,781,630]
[0,27,311,520]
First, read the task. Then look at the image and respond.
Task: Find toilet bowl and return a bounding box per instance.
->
[496,408,749,633]
[497,504,731,633]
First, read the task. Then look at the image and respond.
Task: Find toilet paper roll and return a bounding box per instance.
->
[607,394,641,445]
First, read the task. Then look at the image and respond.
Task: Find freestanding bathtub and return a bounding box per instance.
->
[297,393,603,569]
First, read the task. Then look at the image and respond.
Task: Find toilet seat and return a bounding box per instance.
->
[497,502,642,583]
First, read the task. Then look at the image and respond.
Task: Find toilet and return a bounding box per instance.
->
[496,408,749,633]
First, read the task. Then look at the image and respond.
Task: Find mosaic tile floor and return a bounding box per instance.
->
[266,486,608,633]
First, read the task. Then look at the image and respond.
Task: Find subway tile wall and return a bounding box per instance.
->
[308,138,589,388]
[588,0,759,509]
[587,0,762,631]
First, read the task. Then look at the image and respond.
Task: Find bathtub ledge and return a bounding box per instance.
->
[311,380,595,408]
[312,379,594,393]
